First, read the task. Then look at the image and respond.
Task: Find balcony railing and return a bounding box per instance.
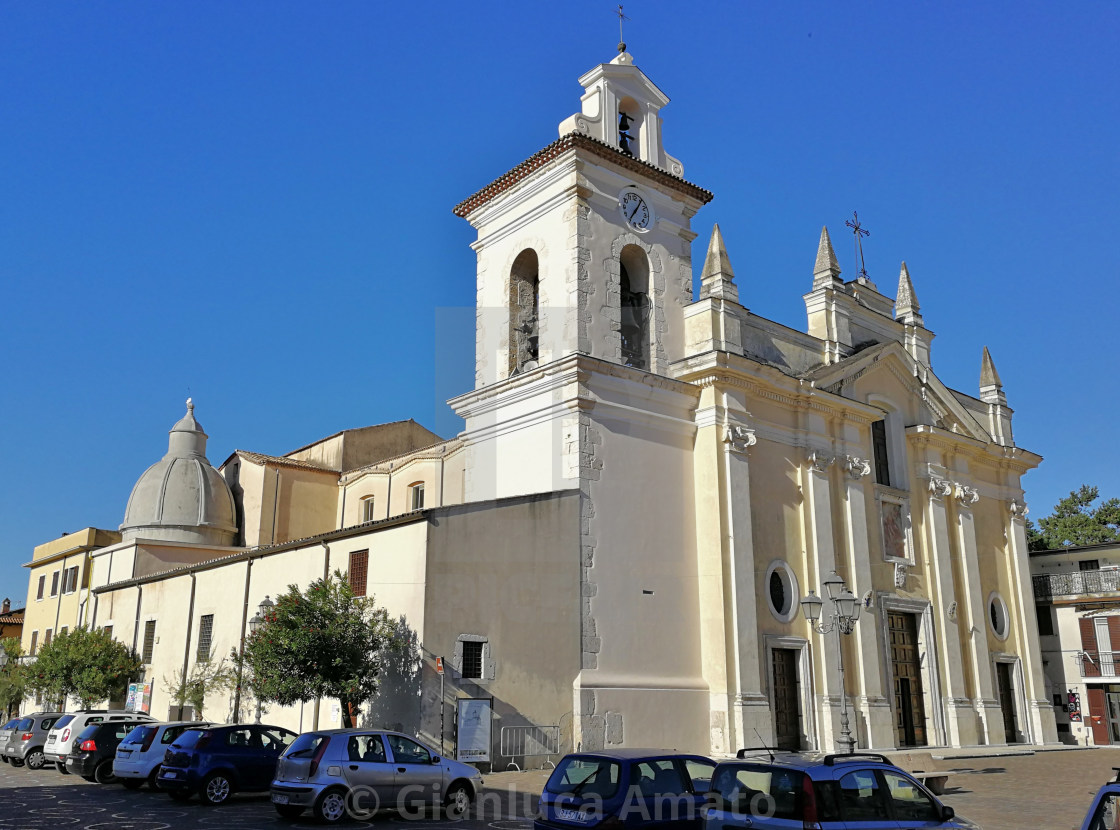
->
[1033,568,1120,600]
[1081,651,1120,678]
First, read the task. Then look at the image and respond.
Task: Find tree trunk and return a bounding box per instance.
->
[340,699,354,729]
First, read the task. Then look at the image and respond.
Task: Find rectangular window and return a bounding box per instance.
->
[1037,604,1055,636]
[1081,560,1100,572]
[44,629,53,647]
[29,631,38,655]
[142,620,157,664]
[410,483,425,511]
[60,627,67,636]
[462,640,484,679]
[50,571,60,597]
[362,496,377,522]
[64,566,79,594]
[871,420,891,487]
[36,575,45,601]
[103,625,113,640]
[349,550,369,598]
[196,615,215,662]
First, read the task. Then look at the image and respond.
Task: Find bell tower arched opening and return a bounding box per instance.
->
[509,248,540,375]
[619,244,651,370]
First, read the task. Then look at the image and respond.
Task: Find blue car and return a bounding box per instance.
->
[535,749,716,830]
[157,723,298,805]
[1079,771,1120,830]
[702,751,979,830]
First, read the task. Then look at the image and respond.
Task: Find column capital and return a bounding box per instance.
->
[844,455,872,480]
[724,424,757,454]
[954,484,980,507]
[806,448,834,473]
[927,477,953,500]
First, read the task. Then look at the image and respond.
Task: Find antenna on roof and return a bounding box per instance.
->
[753,728,774,762]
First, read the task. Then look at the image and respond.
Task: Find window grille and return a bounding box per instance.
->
[196,615,214,662]
[142,620,157,664]
[349,550,369,597]
[462,640,484,679]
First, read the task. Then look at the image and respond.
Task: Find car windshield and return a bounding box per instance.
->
[54,715,75,729]
[2,719,16,729]
[710,764,804,820]
[171,729,207,749]
[284,733,328,758]
[123,725,156,744]
[15,718,32,731]
[546,757,621,799]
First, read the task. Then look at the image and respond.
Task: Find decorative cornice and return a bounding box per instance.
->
[724,424,757,454]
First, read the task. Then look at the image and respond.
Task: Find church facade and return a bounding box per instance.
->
[25,50,1057,758]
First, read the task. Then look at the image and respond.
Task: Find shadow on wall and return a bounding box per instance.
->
[364,615,423,733]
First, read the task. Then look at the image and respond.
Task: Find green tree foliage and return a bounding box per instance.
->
[244,571,400,727]
[27,627,142,709]
[162,650,236,720]
[1029,485,1120,551]
[0,638,27,717]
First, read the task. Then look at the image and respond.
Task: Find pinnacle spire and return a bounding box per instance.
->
[699,223,738,302]
[980,346,1002,389]
[812,226,842,288]
[895,261,923,324]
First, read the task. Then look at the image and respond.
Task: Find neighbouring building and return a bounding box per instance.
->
[0,599,24,642]
[23,49,1057,757]
[1031,542,1120,746]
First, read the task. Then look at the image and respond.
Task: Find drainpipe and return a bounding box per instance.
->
[270,467,281,544]
[179,572,198,720]
[232,558,254,720]
[314,541,329,730]
[439,447,447,506]
[53,553,68,635]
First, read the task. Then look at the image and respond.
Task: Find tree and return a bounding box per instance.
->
[163,650,236,721]
[0,638,27,718]
[27,626,142,709]
[1029,485,1120,551]
[243,571,400,727]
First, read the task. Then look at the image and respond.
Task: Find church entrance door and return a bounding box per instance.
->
[772,648,801,750]
[996,662,1019,743]
[889,611,927,747]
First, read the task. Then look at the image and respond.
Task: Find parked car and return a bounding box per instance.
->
[702,751,980,830]
[270,728,485,823]
[1079,770,1120,830]
[66,719,150,783]
[0,718,22,764]
[2,712,65,769]
[45,710,157,774]
[114,721,213,789]
[535,749,717,830]
[158,723,298,805]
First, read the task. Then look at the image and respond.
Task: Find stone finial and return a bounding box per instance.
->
[699,223,739,302]
[980,346,1002,388]
[895,262,923,324]
[812,226,842,288]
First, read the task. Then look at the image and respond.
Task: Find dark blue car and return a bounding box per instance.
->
[157,723,298,805]
[536,749,716,830]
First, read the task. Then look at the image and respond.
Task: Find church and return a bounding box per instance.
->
[24,48,1058,758]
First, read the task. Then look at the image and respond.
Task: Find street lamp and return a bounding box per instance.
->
[246,596,272,724]
[802,572,862,754]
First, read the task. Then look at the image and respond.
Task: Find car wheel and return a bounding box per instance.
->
[314,787,349,823]
[121,778,144,790]
[275,804,306,819]
[57,763,70,775]
[444,783,472,818]
[147,765,162,789]
[201,772,234,805]
[93,760,116,785]
[10,758,24,767]
[26,750,46,770]
[168,789,194,802]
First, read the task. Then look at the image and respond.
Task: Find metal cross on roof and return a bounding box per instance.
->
[616,4,629,53]
[845,211,871,281]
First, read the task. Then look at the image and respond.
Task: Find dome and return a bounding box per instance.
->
[121,399,238,546]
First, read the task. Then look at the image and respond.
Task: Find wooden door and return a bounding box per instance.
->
[772,648,801,750]
[996,662,1019,743]
[1088,687,1111,745]
[888,611,927,747]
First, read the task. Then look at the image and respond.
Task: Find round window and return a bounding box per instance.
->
[765,561,799,623]
[988,593,1010,640]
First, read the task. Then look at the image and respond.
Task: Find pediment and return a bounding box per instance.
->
[805,342,992,443]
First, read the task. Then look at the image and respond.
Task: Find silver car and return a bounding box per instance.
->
[0,719,20,764]
[3,713,65,769]
[270,729,483,823]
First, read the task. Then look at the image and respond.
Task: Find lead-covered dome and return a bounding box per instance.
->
[121,399,238,546]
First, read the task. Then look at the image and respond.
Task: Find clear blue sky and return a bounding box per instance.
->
[2,1,1117,598]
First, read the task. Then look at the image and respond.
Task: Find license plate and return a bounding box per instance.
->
[272,794,290,805]
[46,736,55,744]
[162,770,178,779]
[118,750,131,758]
[557,808,588,822]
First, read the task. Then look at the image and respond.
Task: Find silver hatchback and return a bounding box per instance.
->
[270,729,483,823]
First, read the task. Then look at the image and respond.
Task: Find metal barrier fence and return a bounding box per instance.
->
[500,724,561,770]
[1034,568,1120,599]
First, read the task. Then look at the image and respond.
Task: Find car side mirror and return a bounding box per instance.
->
[941,805,955,821]
[431,755,441,764]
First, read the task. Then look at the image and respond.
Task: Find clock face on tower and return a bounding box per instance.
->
[618,189,653,231]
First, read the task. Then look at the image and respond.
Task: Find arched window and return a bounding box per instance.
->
[361,495,376,523]
[619,245,651,370]
[617,96,643,160]
[509,249,539,375]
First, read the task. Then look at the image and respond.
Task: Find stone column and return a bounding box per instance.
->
[951,481,1000,744]
[918,470,970,747]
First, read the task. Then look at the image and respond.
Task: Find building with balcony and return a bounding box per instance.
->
[1031,542,1120,745]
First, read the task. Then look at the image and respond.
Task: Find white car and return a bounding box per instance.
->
[46,710,157,774]
[113,721,212,789]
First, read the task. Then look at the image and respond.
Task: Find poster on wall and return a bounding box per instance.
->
[1069,690,1082,722]
[126,682,153,714]
[456,698,492,763]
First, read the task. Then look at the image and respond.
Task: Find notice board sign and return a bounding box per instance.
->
[126,681,152,714]
[456,697,492,763]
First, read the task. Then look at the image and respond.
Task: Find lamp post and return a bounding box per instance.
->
[247,596,274,724]
[801,571,862,754]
